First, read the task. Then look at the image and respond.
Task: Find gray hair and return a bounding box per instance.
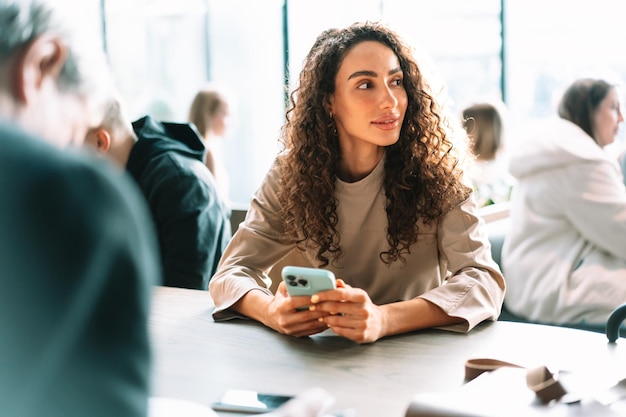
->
[0,0,111,102]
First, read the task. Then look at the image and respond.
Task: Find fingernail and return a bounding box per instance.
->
[309,305,315,311]
[311,294,319,303]
[318,317,324,322]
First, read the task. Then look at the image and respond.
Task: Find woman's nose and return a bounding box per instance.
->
[379,86,399,109]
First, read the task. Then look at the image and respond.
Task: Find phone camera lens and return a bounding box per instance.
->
[298,278,308,286]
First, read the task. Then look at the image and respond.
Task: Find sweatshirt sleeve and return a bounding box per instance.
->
[419,197,506,332]
[209,161,297,320]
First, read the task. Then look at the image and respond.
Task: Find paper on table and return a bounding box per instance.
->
[405,367,623,417]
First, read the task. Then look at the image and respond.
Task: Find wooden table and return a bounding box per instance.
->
[150,287,626,417]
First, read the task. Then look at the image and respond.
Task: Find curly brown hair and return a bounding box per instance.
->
[277,21,471,267]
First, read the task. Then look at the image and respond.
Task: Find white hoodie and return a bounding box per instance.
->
[502,117,626,325]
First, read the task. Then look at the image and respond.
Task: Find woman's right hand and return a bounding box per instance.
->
[264,281,333,337]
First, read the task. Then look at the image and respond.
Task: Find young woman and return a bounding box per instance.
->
[209,21,505,344]
[503,78,626,326]
[188,83,232,202]
[461,101,515,206]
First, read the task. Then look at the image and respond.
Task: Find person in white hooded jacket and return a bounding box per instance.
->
[502,78,626,326]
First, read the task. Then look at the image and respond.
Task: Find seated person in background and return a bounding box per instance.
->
[84,94,232,290]
[502,77,626,326]
[462,101,515,207]
[0,1,160,416]
[188,83,234,203]
[209,21,505,344]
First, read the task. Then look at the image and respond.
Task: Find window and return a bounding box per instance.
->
[505,0,626,153]
[104,0,285,206]
[383,0,503,116]
[287,0,503,118]
[99,0,626,205]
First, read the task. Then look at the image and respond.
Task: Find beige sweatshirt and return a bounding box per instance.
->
[209,157,505,332]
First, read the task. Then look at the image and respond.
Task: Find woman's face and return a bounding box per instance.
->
[210,103,230,137]
[328,40,408,153]
[592,87,623,147]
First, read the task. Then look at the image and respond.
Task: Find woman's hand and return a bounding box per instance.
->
[309,279,386,344]
[261,281,333,337]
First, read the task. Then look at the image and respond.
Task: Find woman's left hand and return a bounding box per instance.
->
[309,279,386,344]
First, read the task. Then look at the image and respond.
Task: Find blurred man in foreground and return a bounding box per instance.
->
[0,1,334,416]
[0,1,160,415]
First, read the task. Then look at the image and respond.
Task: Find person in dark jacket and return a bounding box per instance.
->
[85,94,232,290]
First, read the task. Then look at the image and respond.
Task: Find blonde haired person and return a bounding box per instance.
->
[188,83,233,203]
[462,100,514,206]
[209,21,505,344]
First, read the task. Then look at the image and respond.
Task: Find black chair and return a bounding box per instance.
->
[606,303,626,343]
[229,206,248,236]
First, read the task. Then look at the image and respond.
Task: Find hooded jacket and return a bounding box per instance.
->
[127,116,231,290]
[502,117,626,325]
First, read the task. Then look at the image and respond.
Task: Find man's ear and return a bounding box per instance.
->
[85,128,111,153]
[94,128,112,152]
[15,34,67,104]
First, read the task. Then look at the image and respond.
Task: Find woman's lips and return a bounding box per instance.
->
[372,116,400,130]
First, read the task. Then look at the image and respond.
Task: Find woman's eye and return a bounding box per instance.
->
[392,78,403,86]
[357,82,371,90]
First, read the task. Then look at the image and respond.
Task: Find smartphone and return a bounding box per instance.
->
[281,266,336,311]
[211,389,293,413]
[281,266,336,297]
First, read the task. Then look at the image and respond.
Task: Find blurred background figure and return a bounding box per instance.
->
[462,100,515,207]
[85,93,232,290]
[188,83,235,204]
[502,77,626,327]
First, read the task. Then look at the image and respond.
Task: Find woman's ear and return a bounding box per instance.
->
[325,97,335,118]
[15,34,67,104]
